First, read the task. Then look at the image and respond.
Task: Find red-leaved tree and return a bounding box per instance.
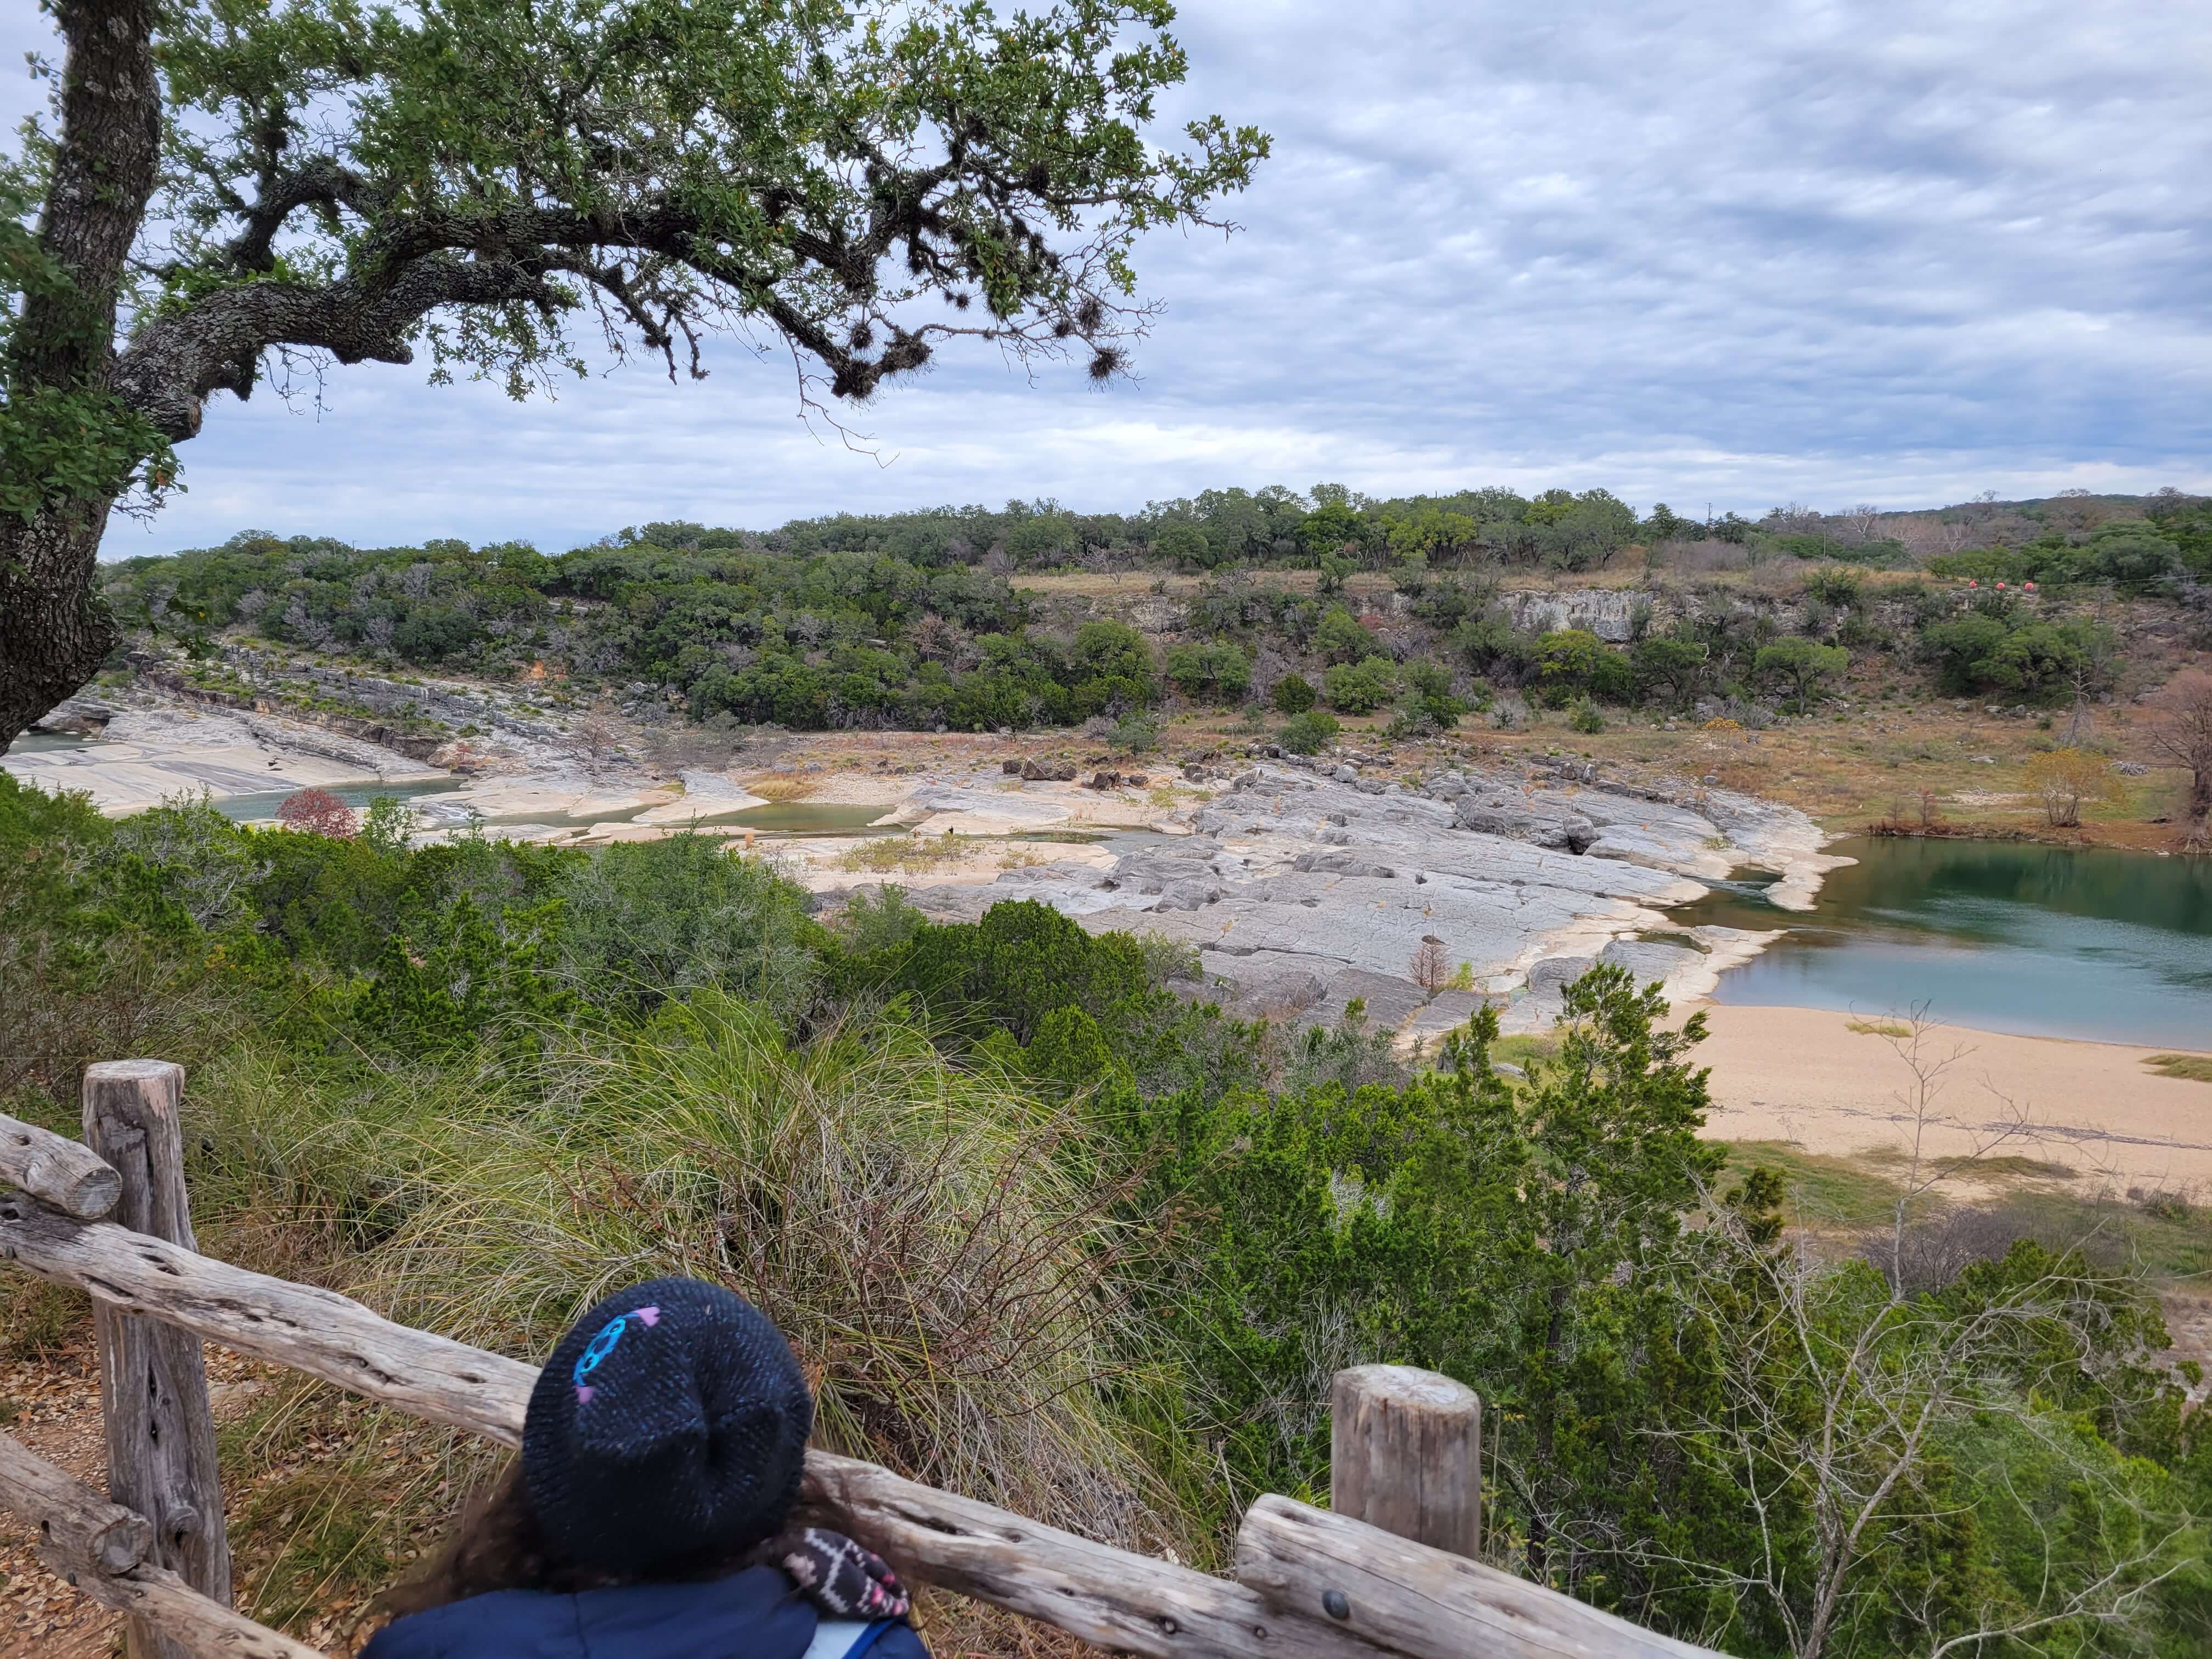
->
[275,787,358,839]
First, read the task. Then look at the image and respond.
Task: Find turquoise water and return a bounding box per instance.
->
[1672,836,2212,1049]
[720,802,899,835]
[6,731,95,754]
[212,778,466,823]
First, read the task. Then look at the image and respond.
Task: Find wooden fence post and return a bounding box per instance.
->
[82,1060,232,1659]
[1330,1365,1481,1560]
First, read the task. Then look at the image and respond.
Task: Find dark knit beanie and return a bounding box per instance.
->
[522,1277,813,1575]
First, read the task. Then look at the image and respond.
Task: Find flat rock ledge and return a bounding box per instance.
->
[898,760,1834,1037]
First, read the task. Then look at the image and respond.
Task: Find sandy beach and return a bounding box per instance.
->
[1690,1003,2212,1193]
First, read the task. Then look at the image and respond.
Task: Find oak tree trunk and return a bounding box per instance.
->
[0,0,161,749]
[0,505,120,750]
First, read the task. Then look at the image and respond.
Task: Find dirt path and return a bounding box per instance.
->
[0,1338,361,1659]
[0,1341,127,1658]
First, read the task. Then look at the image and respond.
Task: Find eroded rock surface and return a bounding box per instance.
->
[903,760,1832,1032]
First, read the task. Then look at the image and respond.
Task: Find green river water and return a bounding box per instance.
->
[1674,836,2212,1049]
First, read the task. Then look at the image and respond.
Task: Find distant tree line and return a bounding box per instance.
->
[101,485,2200,738]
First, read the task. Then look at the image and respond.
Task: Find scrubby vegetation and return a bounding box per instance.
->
[5,773,2208,1655]
[101,488,2209,763]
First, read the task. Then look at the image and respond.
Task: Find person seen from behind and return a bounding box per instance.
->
[361,1277,924,1659]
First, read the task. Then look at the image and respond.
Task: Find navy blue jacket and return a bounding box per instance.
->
[358,1564,930,1659]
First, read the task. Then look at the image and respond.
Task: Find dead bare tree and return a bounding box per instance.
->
[1836,504,1883,546]
[1409,935,1451,994]
[1673,1218,2185,1659]
[1659,1012,2187,1659]
[1864,1012,2038,1280]
[2145,669,2212,849]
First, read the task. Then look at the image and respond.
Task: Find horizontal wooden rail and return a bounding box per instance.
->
[0,1109,122,1220]
[0,1420,151,1574]
[0,1184,1726,1659]
[0,1192,538,1444]
[1239,1496,1717,1659]
[0,1429,321,1659]
[0,1192,1389,1659]
[803,1451,1387,1659]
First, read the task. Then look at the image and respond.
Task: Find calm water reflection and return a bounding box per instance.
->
[1672,836,2212,1048]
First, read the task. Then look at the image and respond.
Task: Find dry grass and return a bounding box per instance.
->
[2146,1053,2212,1084]
[185,1011,1190,1578]
[1846,1018,1914,1039]
[1857,1147,2079,1183]
[1457,695,2187,843]
[744,771,820,802]
[834,834,971,873]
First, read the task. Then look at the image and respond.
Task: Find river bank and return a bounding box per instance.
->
[1690,1003,2212,1197]
[5,691,1840,1029]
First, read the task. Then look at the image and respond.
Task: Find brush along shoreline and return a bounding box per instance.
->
[5,702,1846,1030]
[16,700,2209,1197]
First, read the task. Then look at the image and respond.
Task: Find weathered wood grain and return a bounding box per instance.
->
[1330,1365,1481,1560]
[0,1194,537,1446]
[802,1451,1392,1659]
[1237,1496,1722,1659]
[82,1060,233,1659]
[0,1198,1390,1659]
[0,1425,153,1573]
[0,1427,318,1659]
[44,1558,326,1659]
[0,1110,121,1220]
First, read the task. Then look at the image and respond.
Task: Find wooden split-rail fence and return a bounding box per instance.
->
[0,1060,1720,1659]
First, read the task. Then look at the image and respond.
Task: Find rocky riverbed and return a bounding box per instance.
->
[876,755,1842,1036]
[8,679,1843,1041]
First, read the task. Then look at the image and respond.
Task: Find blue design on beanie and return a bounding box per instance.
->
[572,1305,661,1404]
[523,1278,814,1576]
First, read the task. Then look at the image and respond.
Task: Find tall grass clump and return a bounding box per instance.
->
[200,996,1183,1553]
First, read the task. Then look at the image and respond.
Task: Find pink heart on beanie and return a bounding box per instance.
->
[634,1306,661,1327]
[576,1386,595,1406]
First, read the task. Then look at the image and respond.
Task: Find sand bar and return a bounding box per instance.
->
[1691,1003,2212,1192]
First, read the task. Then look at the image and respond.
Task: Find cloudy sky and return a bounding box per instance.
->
[8,0,2210,555]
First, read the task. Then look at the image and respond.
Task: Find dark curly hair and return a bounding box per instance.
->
[370,1461,781,1630]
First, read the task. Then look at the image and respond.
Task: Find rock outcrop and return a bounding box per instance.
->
[900,759,1833,1035]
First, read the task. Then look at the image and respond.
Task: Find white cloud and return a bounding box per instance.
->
[5,0,2208,555]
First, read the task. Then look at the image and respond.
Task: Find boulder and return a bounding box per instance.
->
[1452,794,1599,853]
[1527,955,1598,996]
[1310,967,1430,1032]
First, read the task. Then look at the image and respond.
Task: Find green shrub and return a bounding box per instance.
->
[1313,605,1377,664]
[1163,641,1252,704]
[1753,636,1848,708]
[1271,672,1316,714]
[549,834,819,1018]
[1803,567,1864,607]
[1920,613,2113,700]
[1453,614,1542,684]
[1323,656,1398,714]
[1567,701,1605,733]
[1629,636,1708,707]
[848,899,1165,1049]
[1533,628,1634,706]
[1108,710,1160,753]
[1278,710,1341,754]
